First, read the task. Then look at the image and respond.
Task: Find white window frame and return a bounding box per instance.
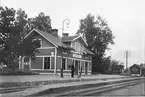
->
[75,42,81,52]
[32,38,42,48]
[44,57,51,70]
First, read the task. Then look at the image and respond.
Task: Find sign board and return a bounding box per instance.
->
[73,54,82,58]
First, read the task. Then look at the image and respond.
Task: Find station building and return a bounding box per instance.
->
[19,29,94,75]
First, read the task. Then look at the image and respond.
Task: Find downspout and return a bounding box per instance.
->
[140,68,142,76]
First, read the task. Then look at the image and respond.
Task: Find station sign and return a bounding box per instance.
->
[73,54,82,58]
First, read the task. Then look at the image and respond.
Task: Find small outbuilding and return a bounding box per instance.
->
[129,64,145,76]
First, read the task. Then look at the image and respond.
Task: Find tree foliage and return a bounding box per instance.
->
[0,6,51,70]
[77,14,115,73]
[101,57,124,74]
[101,56,111,72]
[77,14,114,56]
[0,6,40,70]
[15,8,28,38]
[111,60,124,74]
[25,12,52,34]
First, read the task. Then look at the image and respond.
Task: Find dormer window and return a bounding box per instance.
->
[32,39,42,48]
[75,42,81,52]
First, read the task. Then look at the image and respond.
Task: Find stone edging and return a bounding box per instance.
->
[0,77,130,88]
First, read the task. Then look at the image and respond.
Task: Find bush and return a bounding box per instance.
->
[0,69,39,75]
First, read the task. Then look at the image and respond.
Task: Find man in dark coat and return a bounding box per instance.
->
[71,63,75,78]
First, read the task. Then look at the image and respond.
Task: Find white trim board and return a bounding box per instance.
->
[73,36,88,46]
[38,47,56,49]
[36,55,53,57]
[31,69,43,70]
[57,56,91,62]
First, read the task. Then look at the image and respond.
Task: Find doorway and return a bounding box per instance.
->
[74,60,81,75]
[75,60,78,75]
[85,62,88,75]
[23,56,31,70]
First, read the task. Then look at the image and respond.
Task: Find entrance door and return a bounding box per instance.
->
[75,60,78,75]
[23,57,31,70]
[85,62,88,75]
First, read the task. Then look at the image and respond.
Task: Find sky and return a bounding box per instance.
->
[1,0,145,67]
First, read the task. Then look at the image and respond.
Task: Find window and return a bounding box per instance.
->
[89,62,91,71]
[67,59,72,70]
[44,57,50,69]
[32,39,42,48]
[62,58,66,70]
[75,42,81,52]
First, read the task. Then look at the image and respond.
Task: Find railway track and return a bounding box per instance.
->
[0,86,33,94]
[46,78,145,96]
[1,77,144,96]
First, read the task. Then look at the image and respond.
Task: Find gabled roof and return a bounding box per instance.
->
[24,29,68,48]
[24,29,93,55]
[130,64,145,69]
[138,65,145,69]
[63,35,88,46]
[62,36,78,42]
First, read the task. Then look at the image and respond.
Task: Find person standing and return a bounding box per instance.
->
[71,62,75,78]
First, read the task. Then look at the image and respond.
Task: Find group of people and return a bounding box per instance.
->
[70,62,82,78]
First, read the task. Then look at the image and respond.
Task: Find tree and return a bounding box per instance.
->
[77,14,115,73]
[101,56,112,73]
[140,63,145,67]
[15,8,28,38]
[111,60,124,74]
[0,6,20,69]
[0,6,40,70]
[25,12,52,34]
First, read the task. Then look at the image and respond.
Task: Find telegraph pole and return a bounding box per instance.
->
[109,50,112,72]
[126,50,128,69]
[60,19,70,78]
[143,35,145,95]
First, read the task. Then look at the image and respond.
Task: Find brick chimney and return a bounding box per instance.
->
[52,29,58,37]
[63,33,69,37]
